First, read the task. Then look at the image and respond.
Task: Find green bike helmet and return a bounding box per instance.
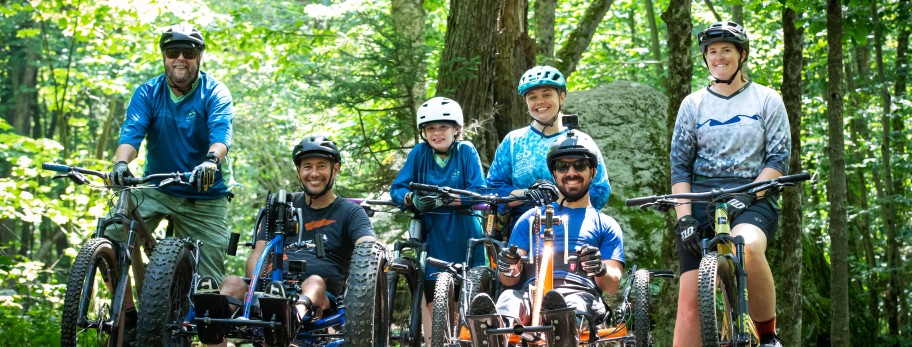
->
[517,66,567,96]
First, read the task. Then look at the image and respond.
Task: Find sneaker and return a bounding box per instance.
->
[196,275,220,294]
[469,293,497,315]
[759,333,783,347]
[541,290,567,311]
[262,280,286,298]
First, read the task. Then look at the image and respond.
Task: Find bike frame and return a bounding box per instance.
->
[44,162,193,345]
[625,172,811,347]
[702,205,754,345]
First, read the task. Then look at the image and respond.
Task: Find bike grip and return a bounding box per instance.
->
[426,257,451,269]
[472,203,491,212]
[777,172,811,183]
[42,162,69,173]
[625,195,657,207]
[408,182,438,192]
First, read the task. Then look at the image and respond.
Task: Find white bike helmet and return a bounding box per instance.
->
[417,97,464,129]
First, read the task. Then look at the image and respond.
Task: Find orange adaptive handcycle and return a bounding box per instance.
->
[410,183,672,347]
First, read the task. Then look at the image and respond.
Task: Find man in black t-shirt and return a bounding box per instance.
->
[209,136,377,330]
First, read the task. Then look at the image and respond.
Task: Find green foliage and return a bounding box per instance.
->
[0,254,66,345]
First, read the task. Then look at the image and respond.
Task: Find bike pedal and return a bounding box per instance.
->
[193,293,231,344]
[259,296,300,346]
[541,307,579,347]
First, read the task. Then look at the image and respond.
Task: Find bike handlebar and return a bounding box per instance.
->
[42,162,192,186]
[408,182,529,207]
[625,172,811,208]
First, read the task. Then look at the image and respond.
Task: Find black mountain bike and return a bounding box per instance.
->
[43,162,196,347]
[626,172,810,347]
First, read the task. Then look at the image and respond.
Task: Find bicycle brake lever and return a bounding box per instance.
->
[66,172,90,185]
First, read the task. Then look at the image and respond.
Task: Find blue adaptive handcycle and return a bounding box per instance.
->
[161,190,388,347]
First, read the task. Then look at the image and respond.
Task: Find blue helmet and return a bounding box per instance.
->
[517,66,567,96]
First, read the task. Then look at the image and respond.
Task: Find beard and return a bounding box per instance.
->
[558,176,590,202]
[165,61,198,86]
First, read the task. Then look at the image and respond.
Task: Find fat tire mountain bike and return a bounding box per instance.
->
[44,162,193,347]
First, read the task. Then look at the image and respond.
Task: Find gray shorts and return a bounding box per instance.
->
[495,284,607,325]
[676,197,779,273]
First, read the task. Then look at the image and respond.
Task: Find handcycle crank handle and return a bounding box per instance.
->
[649,269,675,278]
[426,257,463,274]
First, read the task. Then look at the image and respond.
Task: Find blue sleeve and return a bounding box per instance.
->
[598,215,625,265]
[762,95,791,175]
[206,81,234,150]
[460,142,487,194]
[391,144,423,206]
[119,85,154,150]
[486,135,518,197]
[589,144,611,209]
[670,97,697,185]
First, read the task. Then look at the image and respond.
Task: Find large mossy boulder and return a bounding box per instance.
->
[563,81,669,265]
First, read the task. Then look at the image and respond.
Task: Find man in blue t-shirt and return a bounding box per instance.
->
[108,24,234,282]
[468,130,625,340]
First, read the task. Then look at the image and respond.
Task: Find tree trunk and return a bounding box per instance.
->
[491,0,534,158]
[553,0,614,78]
[871,1,901,342]
[731,4,744,24]
[777,7,804,346]
[703,0,721,21]
[826,2,850,345]
[845,55,881,343]
[95,97,124,160]
[391,0,427,145]
[658,0,692,341]
[893,0,909,157]
[644,0,665,85]
[0,219,16,257]
[6,26,39,136]
[436,0,500,163]
[533,0,556,65]
[625,5,637,81]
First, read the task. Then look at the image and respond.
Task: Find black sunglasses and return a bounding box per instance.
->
[554,159,590,173]
[164,47,199,60]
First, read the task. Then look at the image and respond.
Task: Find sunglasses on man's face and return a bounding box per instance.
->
[164,48,199,60]
[554,159,590,173]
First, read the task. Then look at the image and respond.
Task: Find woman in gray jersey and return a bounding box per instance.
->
[669,21,791,347]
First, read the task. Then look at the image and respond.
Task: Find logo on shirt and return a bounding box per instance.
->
[450,170,462,182]
[183,110,198,122]
[305,219,336,231]
[696,114,760,129]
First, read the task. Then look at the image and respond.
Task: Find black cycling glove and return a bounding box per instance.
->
[109,161,133,186]
[676,215,701,256]
[524,179,560,205]
[723,195,755,221]
[576,244,607,277]
[496,245,521,276]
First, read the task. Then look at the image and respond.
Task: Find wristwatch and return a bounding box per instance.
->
[205,151,220,165]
